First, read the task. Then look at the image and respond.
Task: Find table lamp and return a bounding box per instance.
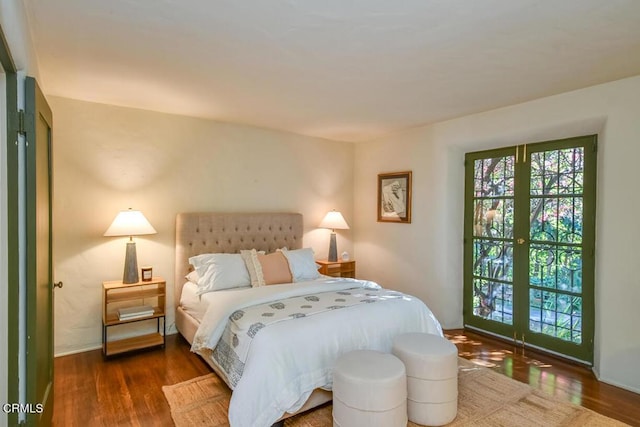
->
[319,210,350,262]
[104,208,157,284]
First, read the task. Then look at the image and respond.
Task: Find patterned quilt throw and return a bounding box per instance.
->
[212,286,404,387]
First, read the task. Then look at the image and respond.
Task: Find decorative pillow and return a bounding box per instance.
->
[190,253,251,295]
[281,248,321,282]
[240,249,266,287]
[257,251,292,285]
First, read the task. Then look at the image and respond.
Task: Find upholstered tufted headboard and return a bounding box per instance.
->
[174,212,303,308]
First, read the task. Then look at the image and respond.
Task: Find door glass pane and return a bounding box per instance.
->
[473,240,514,281]
[472,155,514,324]
[474,157,515,197]
[528,147,584,344]
[530,148,584,196]
[528,290,582,344]
[474,279,513,324]
[473,199,514,239]
[529,243,582,293]
[530,198,583,243]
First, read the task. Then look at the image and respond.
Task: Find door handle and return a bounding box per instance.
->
[517,238,526,245]
[54,281,63,289]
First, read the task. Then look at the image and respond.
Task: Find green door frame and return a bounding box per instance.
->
[518,135,597,362]
[463,145,517,340]
[464,135,596,363]
[24,76,54,426]
[0,23,21,427]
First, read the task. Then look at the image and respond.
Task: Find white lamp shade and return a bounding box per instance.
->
[319,210,350,230]
[104,209,157,237]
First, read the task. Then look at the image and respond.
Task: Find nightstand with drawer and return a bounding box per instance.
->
[316,260,356,278]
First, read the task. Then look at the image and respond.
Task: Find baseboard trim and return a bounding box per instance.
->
[54,330,179,358]
[592,371,640,395]
[54,344,102,358]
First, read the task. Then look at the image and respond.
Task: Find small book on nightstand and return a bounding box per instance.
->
[118,305,154,321]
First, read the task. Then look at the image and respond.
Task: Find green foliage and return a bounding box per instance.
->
[472,147,585,344]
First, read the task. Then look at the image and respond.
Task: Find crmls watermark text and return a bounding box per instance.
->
[2,403,44,414]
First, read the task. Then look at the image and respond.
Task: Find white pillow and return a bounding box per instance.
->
[190,253,251,294]
[281,248,321,282]
[188,253,217,276]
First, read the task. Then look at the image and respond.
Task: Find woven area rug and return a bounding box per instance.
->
[162,358,627,427]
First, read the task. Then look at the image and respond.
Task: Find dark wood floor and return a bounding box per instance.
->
[53,330,640,426]
[53,334,211,427]
[446,330,640,426]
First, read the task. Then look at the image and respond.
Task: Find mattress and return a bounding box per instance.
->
[179,281,251,322]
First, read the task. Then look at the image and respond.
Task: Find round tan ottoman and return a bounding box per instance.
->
[392,333,458,426]
[332,350,407,427]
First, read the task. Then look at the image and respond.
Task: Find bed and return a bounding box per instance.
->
[174,212,442,427]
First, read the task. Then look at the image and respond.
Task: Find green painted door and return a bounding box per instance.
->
[464,135,596,363]
[25,76,54,426]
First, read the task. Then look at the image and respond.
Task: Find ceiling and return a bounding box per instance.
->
[23,0,640,142]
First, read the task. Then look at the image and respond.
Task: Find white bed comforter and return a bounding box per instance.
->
[191,277,443,427]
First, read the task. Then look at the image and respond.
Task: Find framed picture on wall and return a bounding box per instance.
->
[377,171,412,223]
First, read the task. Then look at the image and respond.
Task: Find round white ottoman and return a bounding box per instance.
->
[332,350,407,427]
[392,333,458,426]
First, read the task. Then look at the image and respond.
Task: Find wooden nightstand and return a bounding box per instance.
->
[102,277,166,356]
[317,260,356,278]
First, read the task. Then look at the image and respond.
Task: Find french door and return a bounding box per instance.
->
[25,76,54,426]
[463,135,596,363]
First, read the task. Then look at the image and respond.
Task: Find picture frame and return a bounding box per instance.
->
[141,266,153,282]
[377,171,412,223]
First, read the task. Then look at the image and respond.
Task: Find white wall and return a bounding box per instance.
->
[50,96,355,355]
[354,75,640,393]
[0,0,40,78]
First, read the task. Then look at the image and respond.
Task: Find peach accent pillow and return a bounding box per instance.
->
[257,252,292,285]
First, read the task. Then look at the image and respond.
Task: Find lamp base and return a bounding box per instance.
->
[328,232,338,262]
[123,241,139,284]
